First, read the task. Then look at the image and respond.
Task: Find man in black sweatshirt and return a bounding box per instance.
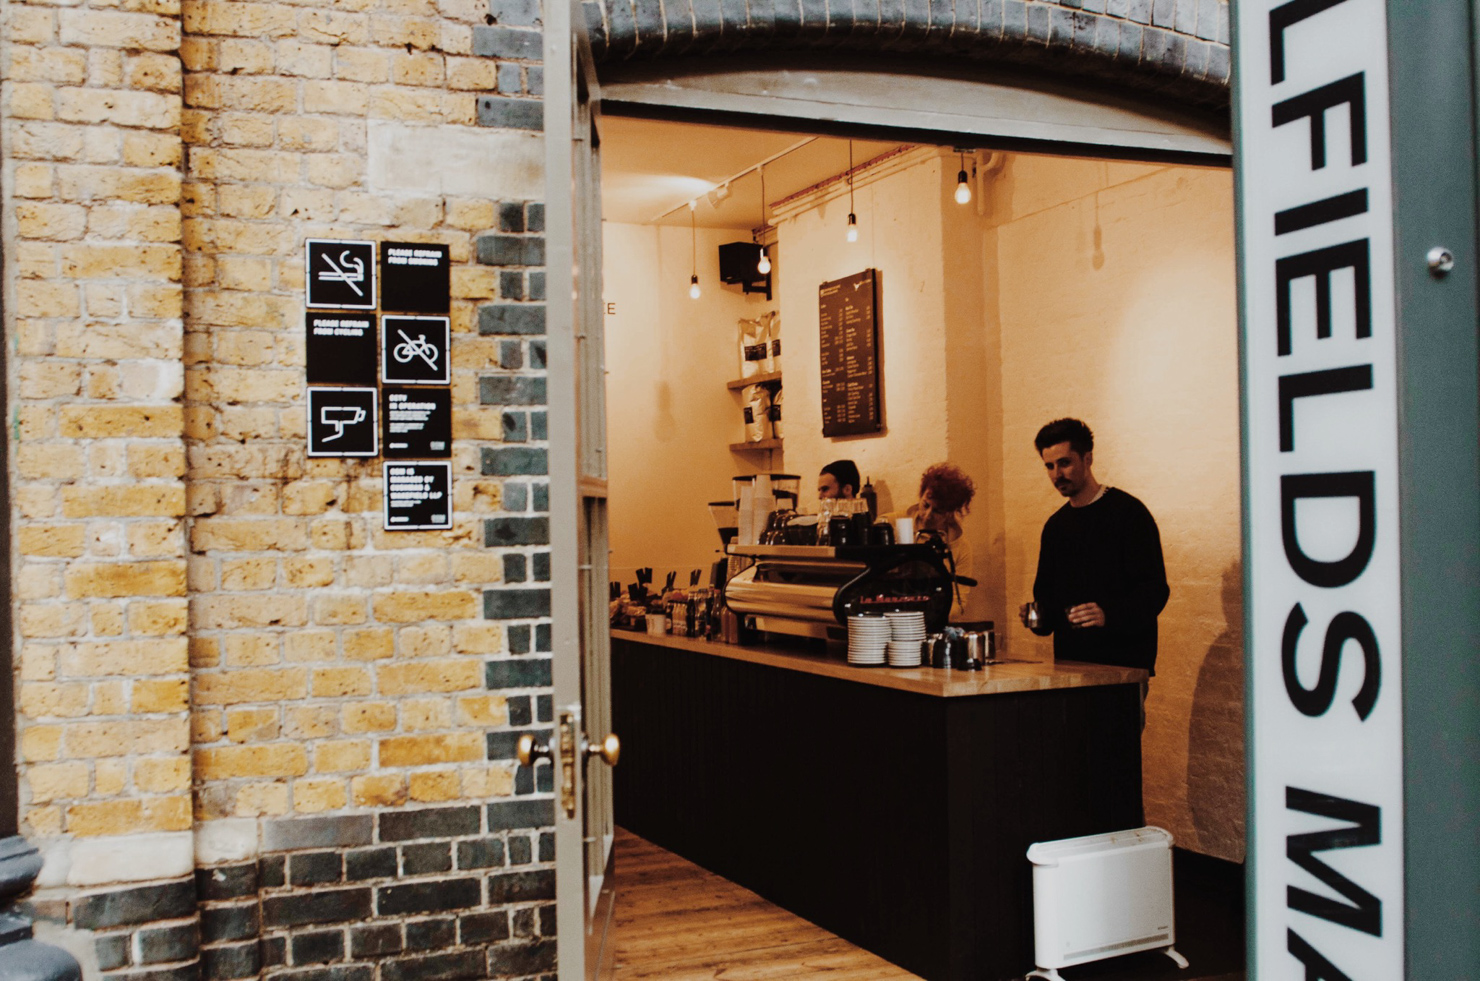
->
[1022,418,1169,675]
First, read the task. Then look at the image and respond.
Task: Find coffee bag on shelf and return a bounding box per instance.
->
[763,311,781,374]
[769,386,784,439]
[739,317,766,378]
[742,384,772,442]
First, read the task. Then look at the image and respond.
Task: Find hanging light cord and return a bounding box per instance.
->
[690,206,696,276]
[848,140,855,212]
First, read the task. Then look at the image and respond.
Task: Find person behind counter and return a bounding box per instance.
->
[817,459,860,500]
[1021,417,1169,686]
[887,463,976,619]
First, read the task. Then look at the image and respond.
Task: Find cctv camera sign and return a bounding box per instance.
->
[1236,0,1404,977]
[308,387,378,457]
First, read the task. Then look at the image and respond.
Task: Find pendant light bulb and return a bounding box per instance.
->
[689,274,701,300]
[757,248,771,275]
[955,170,972,205]
[846,213,859,243]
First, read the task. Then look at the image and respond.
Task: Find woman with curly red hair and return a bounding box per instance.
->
[888,463,976,619]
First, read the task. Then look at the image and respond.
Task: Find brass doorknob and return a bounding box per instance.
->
[517,733,551,767]
[585,733,620,767]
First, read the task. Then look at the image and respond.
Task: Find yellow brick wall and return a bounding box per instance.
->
[5,0,193,843]
[5,0,521,859]
[179,0,513,824]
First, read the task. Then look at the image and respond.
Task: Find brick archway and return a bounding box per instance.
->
[585,0,1230,110]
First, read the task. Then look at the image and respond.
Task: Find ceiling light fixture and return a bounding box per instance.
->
[846,140,859,243]
[689,207,701,300]
[708,183,731,208]
[756,165,772,275]
[955,151,973,205]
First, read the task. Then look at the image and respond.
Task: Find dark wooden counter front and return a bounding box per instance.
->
[611,629,1148,981]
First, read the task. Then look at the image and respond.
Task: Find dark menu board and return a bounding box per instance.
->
[818,269,883,437]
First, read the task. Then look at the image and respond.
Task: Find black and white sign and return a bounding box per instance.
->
[383,387,451,459]
[306,312,378,385]
[381,242,451,314]
[307,387,378,457]
[383,462,452,530]
[306,239,377,310]
[382,316,450,385]
[1236,0,1403,976]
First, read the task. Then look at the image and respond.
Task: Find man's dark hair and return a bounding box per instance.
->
[1034,418,1094,455]
[820,459,861,496]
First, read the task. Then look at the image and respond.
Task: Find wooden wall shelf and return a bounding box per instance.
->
[730,439,782,452]
[727,372,782,390]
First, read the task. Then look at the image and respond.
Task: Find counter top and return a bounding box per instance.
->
[611,628,1146,698]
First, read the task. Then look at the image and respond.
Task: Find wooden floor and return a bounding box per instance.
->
[611,827,921,980]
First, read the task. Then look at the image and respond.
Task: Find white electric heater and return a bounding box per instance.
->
[1025,826,1188,981]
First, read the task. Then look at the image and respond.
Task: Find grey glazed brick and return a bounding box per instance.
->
[535,623,550,651]
[632,0,665,38]
[486,657,552,689]
[1184,37,1208,78]
[73,880,196,930]
[486,730,526,760]
[477,303,546,335]
[1150,0,1174,27]
[507,835,532,866]
[405,918,456,952]
[487,799,555,834]
[476,234,543,267]
[459,911,510,946]
[1049,6,1074,43]
[480,376,547,406]
[201,942,259,981]
[502,410,528,442]
[527,65,544,96]
[503,553,527,583]
[288,851,343,887]
[1106,0,1129,17]
[497,63,524,94]
[457,838,507,870]
[529,340,546,368]
[1162,30,1185,70]
[485,516,549,547]
[136,922,198,965]
[1001,0,1026,39]
[527,272,545,302]
[536,694,553,723]
[507,697,532,726]
[201,904,259,944]
[514,764,535,795]
[487,870,556,905]
[401,842,453,875]
[477,96,543,130]
[260,888,372,928]
[1025,2,1049,42]
[483,588,552,619]
[531,482,548,511]
[530,411,546,441]
[379,806,481,842]
[1124,0,1151,22]
[481,446,547,477]
[1173,0,1196,34]
[502,481,528,512]
[506,624,531,654]
[95,933,130,971]
[1118,21,1142,60]
[1207,42,1230,83]
[532,552,550,581]
[472,26,543,58]
[536,763,555,793]
[1195,0,1217,39]
[527,203,544,232]
[499,201,526,233]
[490,0,543,26]
[1216,0,1228,43]
[350,924,402,959]
[345,847,397,882]
[487,939,556,976]
[538,832,555,863]
[380,951,484,981]
[262,815,373,852]
[498,340,525,372]
[499,271,525,301]
[1082,0,1105,14]
[375,878,482,916]
[258,855,285,889]
[197,864,257,901]
[290,929,345,966]
[1093,15,1119,55]
[113,966,198,981]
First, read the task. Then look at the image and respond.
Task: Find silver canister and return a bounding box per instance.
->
[926,633,949,669]
[964,632,987,670]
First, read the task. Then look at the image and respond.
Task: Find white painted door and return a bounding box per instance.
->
[541,1,616,977]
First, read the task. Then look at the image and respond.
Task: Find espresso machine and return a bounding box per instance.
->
[723,540,957,640]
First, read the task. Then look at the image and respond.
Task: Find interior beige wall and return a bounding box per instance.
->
[986,155,1244,860]
[603,222,771,588]
[773,151,952,521]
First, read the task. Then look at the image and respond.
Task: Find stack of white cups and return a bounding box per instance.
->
[885,611,926,666]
